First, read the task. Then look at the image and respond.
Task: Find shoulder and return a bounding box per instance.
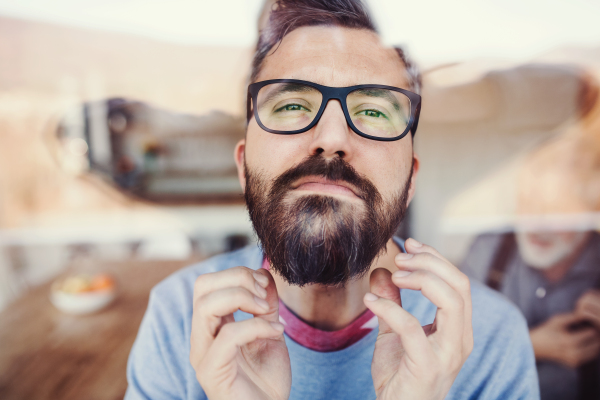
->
[460,232,506,283]
[151,245,264,307]
[404,278,538,398]
[141,244,263,355]
[470,279,527,336]
[452,281,539,399]
[125,245,263,400]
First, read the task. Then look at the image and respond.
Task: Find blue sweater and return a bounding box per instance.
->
[125,244,540,400]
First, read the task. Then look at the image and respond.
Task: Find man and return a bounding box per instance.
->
[464,229,600,400]
[125,1,538,399]
[462,107,600,400]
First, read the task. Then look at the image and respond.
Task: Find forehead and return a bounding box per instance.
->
[257,25,410,89]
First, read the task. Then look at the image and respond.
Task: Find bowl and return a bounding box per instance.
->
[50,274,117,315]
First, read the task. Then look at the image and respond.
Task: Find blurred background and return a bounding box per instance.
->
[0,1,599,399]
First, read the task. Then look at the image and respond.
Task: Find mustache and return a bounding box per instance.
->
[269,154,379,202]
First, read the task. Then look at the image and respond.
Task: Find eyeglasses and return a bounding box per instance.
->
[247,79,421,141]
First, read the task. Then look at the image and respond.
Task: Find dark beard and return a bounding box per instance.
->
[245,154,412,287]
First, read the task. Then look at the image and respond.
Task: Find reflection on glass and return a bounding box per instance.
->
[56,98,246,202]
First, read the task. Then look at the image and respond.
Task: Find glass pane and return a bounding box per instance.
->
[256,83,323,131]
[347,88,411,138]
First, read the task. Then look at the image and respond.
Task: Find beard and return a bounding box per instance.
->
[245,153,412,287]
[516,230,590,270]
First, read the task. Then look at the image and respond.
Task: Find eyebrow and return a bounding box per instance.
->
[353,89,402,111]
[260,83,320,106]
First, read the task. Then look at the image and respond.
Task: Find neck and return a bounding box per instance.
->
[272,238,401,331]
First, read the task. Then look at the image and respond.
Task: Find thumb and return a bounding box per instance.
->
[369,268,402,334]
[253,268,281,324]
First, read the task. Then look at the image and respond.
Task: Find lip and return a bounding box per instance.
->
[291,176,362,199]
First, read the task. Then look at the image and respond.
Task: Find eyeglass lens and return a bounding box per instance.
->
[256,82,411,138]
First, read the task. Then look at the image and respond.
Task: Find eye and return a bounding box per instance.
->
[356,109,388,119]
[275,104,310,112]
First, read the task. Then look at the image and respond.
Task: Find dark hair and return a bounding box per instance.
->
[251,0,422,93]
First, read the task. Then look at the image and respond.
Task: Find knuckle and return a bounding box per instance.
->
[458,274,471,294]
[235,288,254,304]
[193,291,210,314]
[218,321,236,339]
[250,317,267,330]
[404,316,422,333]
[450,292,465,310]
[232,266,251,281]
[194,274,210,296]
[194,296,215,321]
[448,353,463,373]
[467,336,474,353]
[417,252,436,264]
[411,269,430,281]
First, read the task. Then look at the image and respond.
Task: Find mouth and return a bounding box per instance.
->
[291,176,362,200]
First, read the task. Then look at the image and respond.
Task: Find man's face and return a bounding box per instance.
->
[516,230,591,270]
[236,26,418,286]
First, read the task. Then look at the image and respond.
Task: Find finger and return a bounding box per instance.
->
[364,292,433,360]
[571,327,600,346]
[404,237,450,264]
[576,290,600,316]
[200,318,284,374]
[392,269,464,348]
[578,310,600,329]
[191,287,271,362]
[197,287,272,332]
[369,268,402,335]
[395,247,471,304]
[397,241,473,352]
[193,266,268,303]
[552,312,588,327]
[253,269,281,324]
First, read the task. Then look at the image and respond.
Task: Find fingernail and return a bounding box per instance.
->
[270,322,284,332]
[396,253,413,261]
[393,270,411,278]
[253,271,269,288]
[408,238,422,247]
[364,292,379,302]
[254,296,269,310]
[255,281,267,298]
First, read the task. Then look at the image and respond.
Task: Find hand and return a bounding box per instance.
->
[364,238,473,400]
[530,312,600,368]
[575,289,600,330]
[190,267,291,400]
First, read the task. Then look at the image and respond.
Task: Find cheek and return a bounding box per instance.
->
[244,122,309,180]
[360,143,412,198]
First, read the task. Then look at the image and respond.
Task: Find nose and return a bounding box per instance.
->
[308,99,353,160]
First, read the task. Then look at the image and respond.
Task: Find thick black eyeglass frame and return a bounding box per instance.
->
[247,79,421,142]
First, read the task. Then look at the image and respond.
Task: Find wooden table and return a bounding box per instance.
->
[0,259,200,400]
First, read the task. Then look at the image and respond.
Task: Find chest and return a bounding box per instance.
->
[501,256,600,327]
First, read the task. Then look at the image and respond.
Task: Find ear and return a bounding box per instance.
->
[406,153,420,206]
[234,139,247,193]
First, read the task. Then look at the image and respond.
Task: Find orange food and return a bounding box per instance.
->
[58,274,115,293]
[90,274,115,291]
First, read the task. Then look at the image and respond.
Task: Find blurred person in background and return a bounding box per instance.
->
[462,80,600,400]
[125,1,539,399]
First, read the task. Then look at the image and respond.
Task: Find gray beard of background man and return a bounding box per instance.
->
[245,153,412,286]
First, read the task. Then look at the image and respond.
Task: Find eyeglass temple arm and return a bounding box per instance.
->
[411,103,421,136]
[246,92,253,123]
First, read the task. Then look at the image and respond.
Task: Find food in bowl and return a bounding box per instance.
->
[50,274,117,315]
